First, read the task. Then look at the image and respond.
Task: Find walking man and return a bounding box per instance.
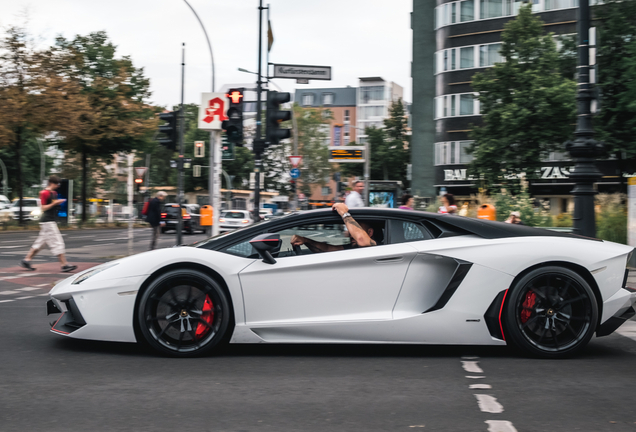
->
[147,191,167,250]
[345,180,365,208]
[20,176,77,272]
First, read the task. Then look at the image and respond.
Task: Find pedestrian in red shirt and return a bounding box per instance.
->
[20,176,77,272]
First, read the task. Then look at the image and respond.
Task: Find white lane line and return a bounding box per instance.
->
[469,384,492,389]
[16,287,39,291]
[465,375,486,379]
[15,296,35,300]
[94,237,129,241]
[0,245,24,249]
[462,356,479,359]
[461,361,484,374]
[38,293,49,296]
[36,283,50,287]
[474,394,504,413]
[71,235,95,239]
[0,290,19,295]
[0,299,14,303]
[485,420,518,432]
[615,320,636,342]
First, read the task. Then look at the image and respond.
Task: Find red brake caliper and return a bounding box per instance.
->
[520,292,537,323]
[195,295,214,338]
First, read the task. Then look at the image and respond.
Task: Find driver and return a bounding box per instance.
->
[290,203,376,253]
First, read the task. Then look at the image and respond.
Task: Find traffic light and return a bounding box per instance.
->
[158,111,178,151]
[222,88,244,145]
[290,179,296,194]
[194,141,205,158]
[134,178,143,184]
[266,91,292,145]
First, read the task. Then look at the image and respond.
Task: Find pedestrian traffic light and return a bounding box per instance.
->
[158,111,178,151]
[290,179,296,193]
[222,88,244,145]
[194,141,205,158]
[134,178,143,184]
[266,91,292,145]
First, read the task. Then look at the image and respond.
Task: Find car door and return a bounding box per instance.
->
[238,217,418,325]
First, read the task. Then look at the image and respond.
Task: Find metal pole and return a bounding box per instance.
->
[145,154,151,199]
[364,139,370,206]
[177,43,186,245]
[211,130,221,236]
[182,0,215,91]
[253,0,265,220]
[0,158,7,197]
[565,0,603,237]
[37,139,45,186]
[127,153,134,256]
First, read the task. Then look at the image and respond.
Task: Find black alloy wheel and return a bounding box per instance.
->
[503,266,598,358]
[137,269,232,357]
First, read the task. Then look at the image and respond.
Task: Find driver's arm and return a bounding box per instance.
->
[332,203,376,247]
[291,235,343,253]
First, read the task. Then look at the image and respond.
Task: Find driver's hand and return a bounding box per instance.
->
[290,235,306,246]
[332,203,349,216]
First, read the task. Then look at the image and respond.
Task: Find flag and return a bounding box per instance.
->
[267,20,274,52]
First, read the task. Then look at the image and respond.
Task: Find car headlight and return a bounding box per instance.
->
[72,263,119,285]
[219,218,226,223]
[31,209,41,216]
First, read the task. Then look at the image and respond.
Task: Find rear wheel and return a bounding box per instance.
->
[503,266,598,358]
[137,269,232,357]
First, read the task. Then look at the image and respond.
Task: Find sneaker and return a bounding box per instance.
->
[20,260,35,271]
[61,265,77,273]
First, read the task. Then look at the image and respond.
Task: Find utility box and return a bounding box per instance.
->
[477,204,496,221]
[200,205,213,226]
[56,179,73,226]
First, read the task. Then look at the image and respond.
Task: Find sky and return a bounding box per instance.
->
[0,0,413,107]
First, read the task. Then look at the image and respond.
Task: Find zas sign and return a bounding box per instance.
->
[198,92,229,131]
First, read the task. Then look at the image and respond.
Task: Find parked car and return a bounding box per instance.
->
[11,198,42,221]
[0,195,10,210]
[160,203,203,234]
[219,210,255,232]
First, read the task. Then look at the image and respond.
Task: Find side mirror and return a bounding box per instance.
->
[249,233,281,265]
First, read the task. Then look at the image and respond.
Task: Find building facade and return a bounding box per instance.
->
[357,77,404,144]
[411,0,628,213]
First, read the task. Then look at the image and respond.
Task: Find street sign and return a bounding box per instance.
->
[289,155,303,168]
[222,138,235,160]
[272,63,332,81]
[198,92,229,131]
[134,167,147,178]
[193,165,202,177]
[290,168,300,179]
[183,158,192,169]
[194,141,205,157]
[328,146,365,163]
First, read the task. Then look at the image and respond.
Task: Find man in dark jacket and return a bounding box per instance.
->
[147,191,166,250]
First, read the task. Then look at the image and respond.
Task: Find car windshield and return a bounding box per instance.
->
[222,211,248,219]
[12,200,37,207]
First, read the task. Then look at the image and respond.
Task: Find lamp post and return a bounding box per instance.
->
[565,0,604,237]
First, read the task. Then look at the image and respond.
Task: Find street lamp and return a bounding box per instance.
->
[565,0,604,237]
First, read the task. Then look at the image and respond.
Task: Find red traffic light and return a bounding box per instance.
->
[134,178,143,184]
[195,142,203,147]
[227,90,243,104]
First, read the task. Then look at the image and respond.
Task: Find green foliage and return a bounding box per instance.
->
[293,104,333,186]
[554,213,572,227]
[596,193,627,244]
[492,189,551,227]
[595,0,636,163]
[469,4,576,192]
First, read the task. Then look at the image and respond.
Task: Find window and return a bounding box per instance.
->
[277,222,351,257]
[302,94,314,106]
[443,50,448,71]
[505,0,524,14]
[360,86,384,103]
[450,95,456,116]
[451,2,457,23]
[460,46,474,68]
[480,0,504,18]
[344,109,350,122]
[323,93,334,105]
[460,0,475,21]
[389,220,433,244]
[451,48,456,70]
[459,141,474,163]
[321,186,331,195]
[545,0,572,9]
[480,43,502,67]
[361,105,384,119]
[460,94,474,115]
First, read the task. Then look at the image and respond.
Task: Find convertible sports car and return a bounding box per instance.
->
[47,208,636,358]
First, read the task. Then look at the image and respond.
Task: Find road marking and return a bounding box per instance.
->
[16,287,39,291]
[15,295,35,300]
[0,290,19,295]
[0,299,14,303]
[36,283,50,287]
[462,356,479,359]
[465,375,486,379]
[38,293,49,296]
[474,394,504,413]
[0,245,23,249]
[615,320,636,342]
[485,420,518,432]
[461,361,484,373]
[469,384,492,389]
[94,237,129,241]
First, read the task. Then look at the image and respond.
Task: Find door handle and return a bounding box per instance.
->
[375,256,404,263]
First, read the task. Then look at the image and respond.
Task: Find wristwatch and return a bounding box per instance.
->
[341,212,351,219]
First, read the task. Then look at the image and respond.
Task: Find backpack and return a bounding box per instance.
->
[142,201,150,216]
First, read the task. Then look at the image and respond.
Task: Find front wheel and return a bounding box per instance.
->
[503,266,598,358]
[137,269,232,357]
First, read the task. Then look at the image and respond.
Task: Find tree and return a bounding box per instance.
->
[594,0,636,178]
[468,4,576,192]
[292,104,333,191]
[52,31,157,221]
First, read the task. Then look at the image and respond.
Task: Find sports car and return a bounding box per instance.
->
[47,208,636,358]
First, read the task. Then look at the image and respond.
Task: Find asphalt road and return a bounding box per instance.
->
[1,229,635,431]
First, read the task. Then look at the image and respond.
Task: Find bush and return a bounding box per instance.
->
[492,190,551,227]
[554,213,573,227]
[596,193,627,244]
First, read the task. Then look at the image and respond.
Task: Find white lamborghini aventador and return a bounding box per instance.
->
[47,208,636,358]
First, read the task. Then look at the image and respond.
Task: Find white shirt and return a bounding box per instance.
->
[345,191,364,208]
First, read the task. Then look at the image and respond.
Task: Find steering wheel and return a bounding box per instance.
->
[292,244,302,256]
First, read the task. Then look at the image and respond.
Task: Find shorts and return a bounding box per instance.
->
[32,222,65,255]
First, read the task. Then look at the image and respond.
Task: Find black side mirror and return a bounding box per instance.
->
[249,233,281,265]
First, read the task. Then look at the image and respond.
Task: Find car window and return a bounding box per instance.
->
[388,219,433,244]
[222,211,248,219]
[13,200,37,207]
[276,222,350,257]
